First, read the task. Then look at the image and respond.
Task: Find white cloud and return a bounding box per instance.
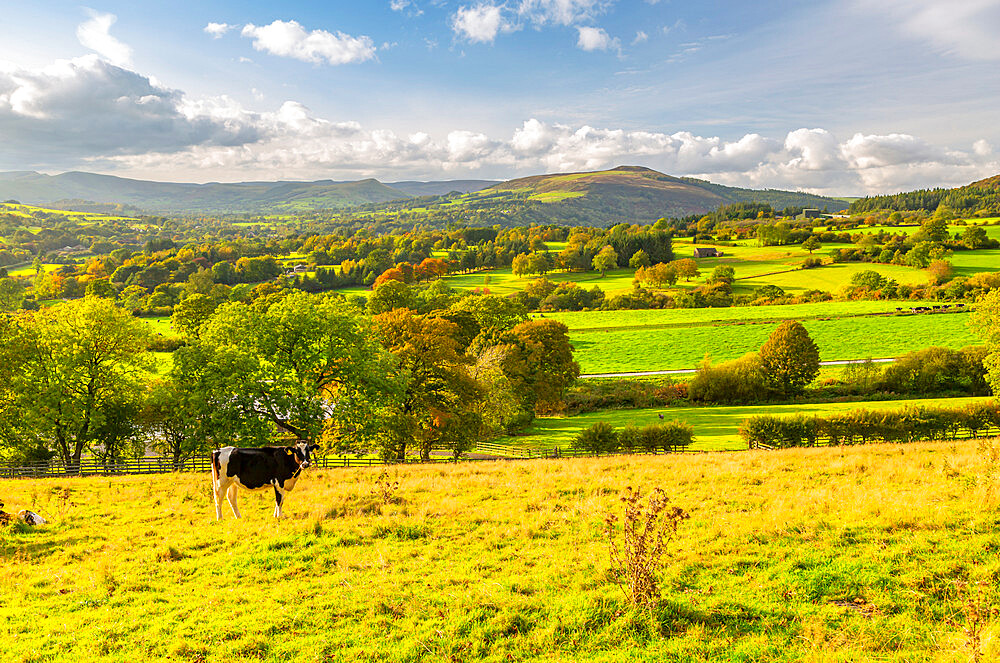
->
[632,31,648,44]
[860,0,1000,61]
[517,0,613,26]
[576,26,618,52]
[452,4,510,43]
[453,0,614,45]
[204,22,234,39]
[0,55,262,167]
[390,0,410,10]
[76,11,132,67]
[240,20,376,65]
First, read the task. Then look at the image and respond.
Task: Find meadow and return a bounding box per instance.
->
[3,440,999,662]
[565,310,978,374]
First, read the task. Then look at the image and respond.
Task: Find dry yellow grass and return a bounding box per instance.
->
[2,441,999,661]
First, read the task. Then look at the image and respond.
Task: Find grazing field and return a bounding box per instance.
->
[500,396,990,452]
[548,300,925,331]
[3,441,999,662]
[565,309,978,374]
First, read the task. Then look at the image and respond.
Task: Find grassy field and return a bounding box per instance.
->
[3,441,999,662]
[565,309,978,374]
[501,396,990,452]
[547,300,925,330]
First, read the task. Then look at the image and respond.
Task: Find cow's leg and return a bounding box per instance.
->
[273,487,284,519]
[213,477,229,521]
[227,484,241,519]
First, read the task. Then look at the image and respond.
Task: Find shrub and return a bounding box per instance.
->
[147,335,186,352]
[573,422,619,453]
[688,353,765,404]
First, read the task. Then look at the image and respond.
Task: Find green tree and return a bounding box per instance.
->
[758,321,820,397]
[171,293,220,339]
[186,291,397,448]
[972,290,1000,396]
[572,421,619,453]
[801,236,822,254]
[511,253,531,277]
[707,265,735,285]
[919,213,949,243]
[0,297,151,467]
[592,245,618,277]
[962,225,988,249]
[450,295,528,352]
[0,277,24,312]
[140,377,214,468]
[628,249,651,270]
[367,280,413,315]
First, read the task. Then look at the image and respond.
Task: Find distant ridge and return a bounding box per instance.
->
[0,166,846,218]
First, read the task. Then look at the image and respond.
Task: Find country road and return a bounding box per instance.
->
[581,357,896,379]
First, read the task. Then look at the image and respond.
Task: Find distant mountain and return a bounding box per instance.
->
[0,166,846,219]
[0,171,410,214]
[481,166,846,222]
[386,180,498,197]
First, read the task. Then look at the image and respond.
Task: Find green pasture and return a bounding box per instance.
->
[141,316,175,337]
[548,300,926,330]
[501,396,989,453]
[7,263,62,277]
[568,310,978,373]
[443,267,638,296]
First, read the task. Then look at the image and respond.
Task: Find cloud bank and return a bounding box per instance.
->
[0,51,995,194]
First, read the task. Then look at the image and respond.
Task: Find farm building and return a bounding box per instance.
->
[798,208,823,220]
[693,247,723,258]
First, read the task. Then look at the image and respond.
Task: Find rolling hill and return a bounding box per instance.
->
[0,171,411,214]
[0,166,845,221]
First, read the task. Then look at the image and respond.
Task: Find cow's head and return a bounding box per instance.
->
[293,440,320,470]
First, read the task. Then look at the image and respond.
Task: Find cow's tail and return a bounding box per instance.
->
[211,450,220,489]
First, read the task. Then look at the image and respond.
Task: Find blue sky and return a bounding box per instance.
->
[1,0,999,194]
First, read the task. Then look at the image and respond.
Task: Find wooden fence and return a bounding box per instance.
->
[0,445,704,479]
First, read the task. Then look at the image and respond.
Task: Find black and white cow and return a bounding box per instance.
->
[211,441,318,520]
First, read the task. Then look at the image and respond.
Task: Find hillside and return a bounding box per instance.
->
[849,172,1000,215]
[484,166,844,222]
[0,171,411,214]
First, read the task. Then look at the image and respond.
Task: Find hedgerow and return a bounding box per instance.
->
[740,401,1000,448]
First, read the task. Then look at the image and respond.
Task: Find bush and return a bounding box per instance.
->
[573,422,619,453]
[688,353,766,404]
[147,335,186,352]
[878,346,990,396]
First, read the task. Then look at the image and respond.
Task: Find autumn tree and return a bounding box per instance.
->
[374,309,483,460]
[673,258,700,282]
[758,320,820,397]
[507,319,580,414]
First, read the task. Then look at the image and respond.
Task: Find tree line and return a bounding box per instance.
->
[0,291,579,467]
